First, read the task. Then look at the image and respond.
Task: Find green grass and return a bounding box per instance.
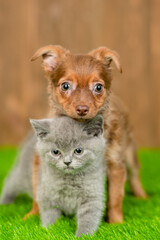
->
[0,148,160,239]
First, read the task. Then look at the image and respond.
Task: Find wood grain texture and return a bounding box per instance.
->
[0,0,159,146]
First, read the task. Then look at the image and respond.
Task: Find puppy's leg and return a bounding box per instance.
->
[126,142,147,198]
[107,161,126,224]
[23,153,40,220]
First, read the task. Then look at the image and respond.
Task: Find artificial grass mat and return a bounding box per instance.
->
[0,148,160,240]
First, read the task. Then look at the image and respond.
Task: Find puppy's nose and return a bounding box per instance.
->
[76,105,89,116]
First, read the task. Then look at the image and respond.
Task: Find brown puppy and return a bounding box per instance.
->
[24,45,147,223]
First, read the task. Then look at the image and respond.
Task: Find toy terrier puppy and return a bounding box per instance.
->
[28,45,147,223]
[1,45,147,224]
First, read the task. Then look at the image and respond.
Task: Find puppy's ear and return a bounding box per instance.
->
[30,119,51,139]
[31,45,70,73]
[83,115,104,137]
[89,47,122,73]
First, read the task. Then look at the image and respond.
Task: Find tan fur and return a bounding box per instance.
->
[23,153,40,220]
[24,45,147,222]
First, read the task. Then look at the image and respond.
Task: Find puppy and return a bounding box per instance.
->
[25,45,147,223]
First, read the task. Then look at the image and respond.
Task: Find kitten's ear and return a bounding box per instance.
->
[30,119,51,139]
[83,115,104,137]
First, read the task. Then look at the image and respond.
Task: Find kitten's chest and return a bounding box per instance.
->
[49,174,83,215]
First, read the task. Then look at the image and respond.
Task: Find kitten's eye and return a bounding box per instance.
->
[61,82,71,91]
[74,148,83,155]
[51,150,61,156]
[94,84,104,93]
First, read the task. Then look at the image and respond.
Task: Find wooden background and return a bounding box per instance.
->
[0,0,159,146]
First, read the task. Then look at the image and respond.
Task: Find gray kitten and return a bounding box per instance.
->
[1,115,106,237]
[32,115,106,237]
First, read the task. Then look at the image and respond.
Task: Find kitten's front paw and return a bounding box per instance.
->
[76,230,84,238]
[41,216,55,228]
[40,208,61,228]
[76,228,94,237]
[41,221,52,228]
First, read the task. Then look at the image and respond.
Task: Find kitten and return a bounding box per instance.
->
[0,115,106,237]
[31,115,106,237]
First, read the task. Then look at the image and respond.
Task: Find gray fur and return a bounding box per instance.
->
[32,115,106,237]
[0,132,36,204]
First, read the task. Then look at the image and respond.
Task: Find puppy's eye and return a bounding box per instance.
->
[94,84,104,93]
[74,148,83,155]
[51,150,61,156]
[61,82,70,91]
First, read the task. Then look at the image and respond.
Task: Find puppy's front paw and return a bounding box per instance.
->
[107,210,123,224]
[23,209,39,221]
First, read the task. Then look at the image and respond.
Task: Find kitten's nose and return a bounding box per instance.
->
[76,105,89,116]
[64,161,71,166]
[64,157,71,166]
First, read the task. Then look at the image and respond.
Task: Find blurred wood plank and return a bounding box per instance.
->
[150,0,160,145]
